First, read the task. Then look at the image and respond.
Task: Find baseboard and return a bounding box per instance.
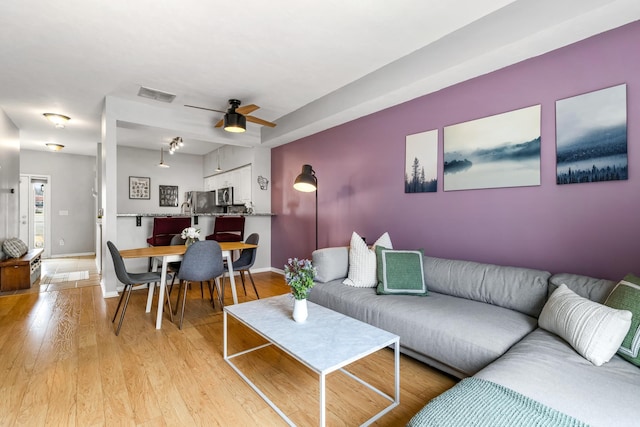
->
[49,252,96,259]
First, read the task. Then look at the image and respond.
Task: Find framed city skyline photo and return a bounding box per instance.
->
[405,129,438,193]
[556,84,627,185]
[129,176,150,199]
[159,185,179,207]
[443,105,541,191]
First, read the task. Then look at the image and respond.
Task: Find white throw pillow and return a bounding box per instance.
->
[538,284,632,366]
[343,232,392,288]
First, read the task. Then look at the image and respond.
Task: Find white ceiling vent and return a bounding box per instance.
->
[137,86,176,103]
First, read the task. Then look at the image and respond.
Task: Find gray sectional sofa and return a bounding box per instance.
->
[308,247,640,427]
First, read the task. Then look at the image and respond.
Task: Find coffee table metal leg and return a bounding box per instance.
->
[320,373,326,426]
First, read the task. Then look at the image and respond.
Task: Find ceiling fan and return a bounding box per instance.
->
[184,99,276,133]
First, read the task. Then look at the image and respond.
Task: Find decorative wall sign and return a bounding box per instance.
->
[443,105,541,191]
[129,176,150,199]
[159,185,179,207]
[556,84,627,185]
[405,129,438,193]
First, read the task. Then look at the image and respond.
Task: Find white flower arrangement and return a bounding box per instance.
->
[181,227,200,240]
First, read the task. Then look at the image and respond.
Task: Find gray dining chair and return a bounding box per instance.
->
[174,240,225,329]
[167,234,186,294]
[222,233,260,301]
[107,240,173,335]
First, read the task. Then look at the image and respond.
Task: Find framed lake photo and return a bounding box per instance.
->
[129,176,150,199]
[443,105,541,191]
[405,129,438,193]
[556,84,627,185]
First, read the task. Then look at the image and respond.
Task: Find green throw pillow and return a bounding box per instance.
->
[605,274,640,367]
[375,246,428,296]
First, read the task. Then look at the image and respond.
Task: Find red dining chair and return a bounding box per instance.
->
[206,216,245,242]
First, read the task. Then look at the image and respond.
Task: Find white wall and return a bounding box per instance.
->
[20,150,95,257]
[0,109,20,261]
[117,146,204,213]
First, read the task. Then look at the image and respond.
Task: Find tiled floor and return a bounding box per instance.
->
[0,255,100,296]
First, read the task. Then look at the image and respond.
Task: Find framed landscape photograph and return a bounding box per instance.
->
[405,129,438,193]
[159,185,179,207]
[443,105,541,191]
[556,84,627,185]
[129,176,150,199]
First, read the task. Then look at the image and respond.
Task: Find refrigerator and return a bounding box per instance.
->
[186,191,217,214]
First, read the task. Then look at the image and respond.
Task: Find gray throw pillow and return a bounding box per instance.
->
[3,238,28,258]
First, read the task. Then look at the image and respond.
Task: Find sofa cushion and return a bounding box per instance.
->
[309,280,537,377]
[2,238,28,258]
[375,246,428,296]
[539,284,631,366]
[604,274,640,367]
[424,256,550,318]
[312,246,349,283]
[476,328,640,427]
[549,272,617,303]
[343,231,392,288]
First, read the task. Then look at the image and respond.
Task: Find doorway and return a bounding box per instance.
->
[19,175,52,258]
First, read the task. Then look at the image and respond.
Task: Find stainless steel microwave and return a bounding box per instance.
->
[216,187,234,206]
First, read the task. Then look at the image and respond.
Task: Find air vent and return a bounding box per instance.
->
[137,86,176,103]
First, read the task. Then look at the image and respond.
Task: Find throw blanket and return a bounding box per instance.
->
[407,378,589,427]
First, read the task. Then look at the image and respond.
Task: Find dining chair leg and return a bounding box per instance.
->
[247,270,259,299]
[112,285,127,323]
[206,279,214,305]
[214,277,224,310]
[164,282,174,323]
[239,271,248,295]
[174,280,184,316]
[115,285,133,336]
[179,280,189,330]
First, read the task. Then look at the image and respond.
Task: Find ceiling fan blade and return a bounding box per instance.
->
[236,104,260,115]
[246,115,277,128]
[184,104,226,114]
[214,119,224,128]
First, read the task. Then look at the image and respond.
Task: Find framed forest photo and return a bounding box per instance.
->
[405,129,438,193]
[556,84,627,185]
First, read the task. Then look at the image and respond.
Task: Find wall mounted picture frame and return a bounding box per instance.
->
[556,83,627,185]
[159,185,179,207]
[129,176,150,199]
[443,105,541,191]
[405,129,438,193]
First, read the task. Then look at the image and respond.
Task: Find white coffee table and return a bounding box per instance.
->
[223,294,400,426]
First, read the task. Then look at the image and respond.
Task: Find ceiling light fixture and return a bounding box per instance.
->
[216,148,223,172]
[46,143,65,151]
[158,147,170,168]
[43,113,71,128]
[169,136,183,154]
[223,99,246,133]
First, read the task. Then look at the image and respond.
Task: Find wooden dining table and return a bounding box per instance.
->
[119,241,258,329]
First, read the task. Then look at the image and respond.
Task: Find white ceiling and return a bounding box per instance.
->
[1,0,639,157]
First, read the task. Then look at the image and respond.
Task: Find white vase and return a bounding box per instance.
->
[292,298,308,323]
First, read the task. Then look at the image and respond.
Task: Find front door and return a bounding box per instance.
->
[19,174,51,258]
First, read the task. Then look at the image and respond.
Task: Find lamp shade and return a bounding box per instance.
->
[224,112,246,133]
[294,164,317,192]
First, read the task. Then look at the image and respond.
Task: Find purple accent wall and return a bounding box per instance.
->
[272,21,640,280]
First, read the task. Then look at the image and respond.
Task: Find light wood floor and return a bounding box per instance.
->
[0,257,456,426]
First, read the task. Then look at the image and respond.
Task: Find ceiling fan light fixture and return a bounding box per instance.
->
[46,143,65,151]
[43,113,70,128]
[224,112,246,133]
[158,147,170,168]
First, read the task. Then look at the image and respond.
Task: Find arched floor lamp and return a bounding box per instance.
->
[293,164,318,249]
